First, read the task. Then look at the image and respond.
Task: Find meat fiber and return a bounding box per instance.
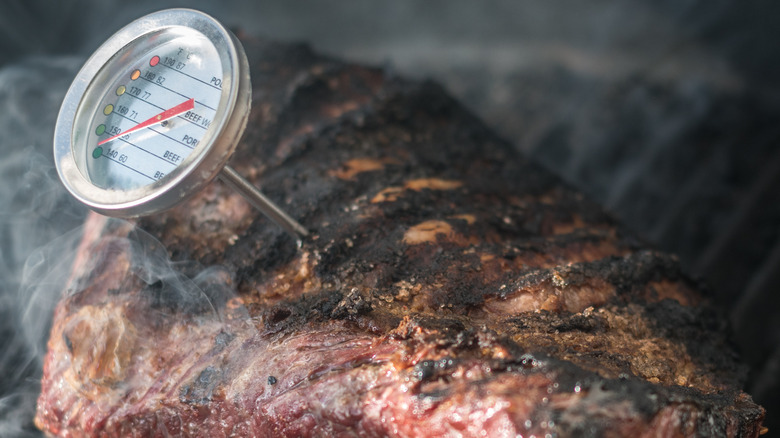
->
[36,38,765,437]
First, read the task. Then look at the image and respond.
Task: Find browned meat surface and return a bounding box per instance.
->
[36,38,765,437]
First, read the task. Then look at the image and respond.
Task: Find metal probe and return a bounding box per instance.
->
[219,165,309,240]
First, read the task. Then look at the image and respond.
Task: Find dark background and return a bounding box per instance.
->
[1,1,778,435]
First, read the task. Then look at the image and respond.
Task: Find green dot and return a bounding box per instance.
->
[95,124,106,136]
[92,146,103,159]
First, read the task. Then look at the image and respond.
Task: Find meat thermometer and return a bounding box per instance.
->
[54,9,308,239]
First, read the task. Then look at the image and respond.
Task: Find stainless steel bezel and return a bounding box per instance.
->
[54,8,251,217]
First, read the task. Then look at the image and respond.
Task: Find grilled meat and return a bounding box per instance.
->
[36,38,765,437]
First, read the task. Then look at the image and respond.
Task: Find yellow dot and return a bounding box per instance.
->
[116,85,126,96]
[103,104,114,115]
[131,69,140,80]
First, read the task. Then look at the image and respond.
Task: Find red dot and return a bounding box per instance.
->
[150,55,160,67]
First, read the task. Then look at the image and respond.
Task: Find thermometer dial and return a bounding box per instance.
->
[54,9,307,238]
[86,35,220,191]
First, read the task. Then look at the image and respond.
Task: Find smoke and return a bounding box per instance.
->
[108,221,237,320]
[0,229,83,437]
[0,56,84,436]
[1,220,238,437]
[0,56,240,437]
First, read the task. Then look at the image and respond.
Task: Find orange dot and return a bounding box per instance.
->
[131,69,141,80]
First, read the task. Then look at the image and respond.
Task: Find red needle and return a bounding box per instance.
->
[97,98,195,146]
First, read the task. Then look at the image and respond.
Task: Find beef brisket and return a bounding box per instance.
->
[36,38,765,437]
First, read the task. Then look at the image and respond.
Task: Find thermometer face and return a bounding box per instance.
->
[83,31,220,190]
[55,9,251,217]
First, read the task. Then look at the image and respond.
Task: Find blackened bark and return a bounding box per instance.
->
[36,37,765,437]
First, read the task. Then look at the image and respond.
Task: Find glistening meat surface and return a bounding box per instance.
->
[36,38,765,437]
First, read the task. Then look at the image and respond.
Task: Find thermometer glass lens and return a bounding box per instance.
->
[80,30,222,190]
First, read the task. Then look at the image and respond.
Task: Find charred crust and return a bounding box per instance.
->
[509,310,607,334]
[602,251,686,294]
[260,288,373,334]
[552,313,604,333]
[400,347,757,432]
[179,366,223,405]
[496,251,687,301]
[642,299,748,387]
[231,225,297,284]
[499,300,756,402]
[330,288,373,319]
[213,331,235,352]
[389,316,469,344]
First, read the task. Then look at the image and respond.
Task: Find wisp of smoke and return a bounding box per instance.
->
[0,56,85,437]
[0,56,239,436]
